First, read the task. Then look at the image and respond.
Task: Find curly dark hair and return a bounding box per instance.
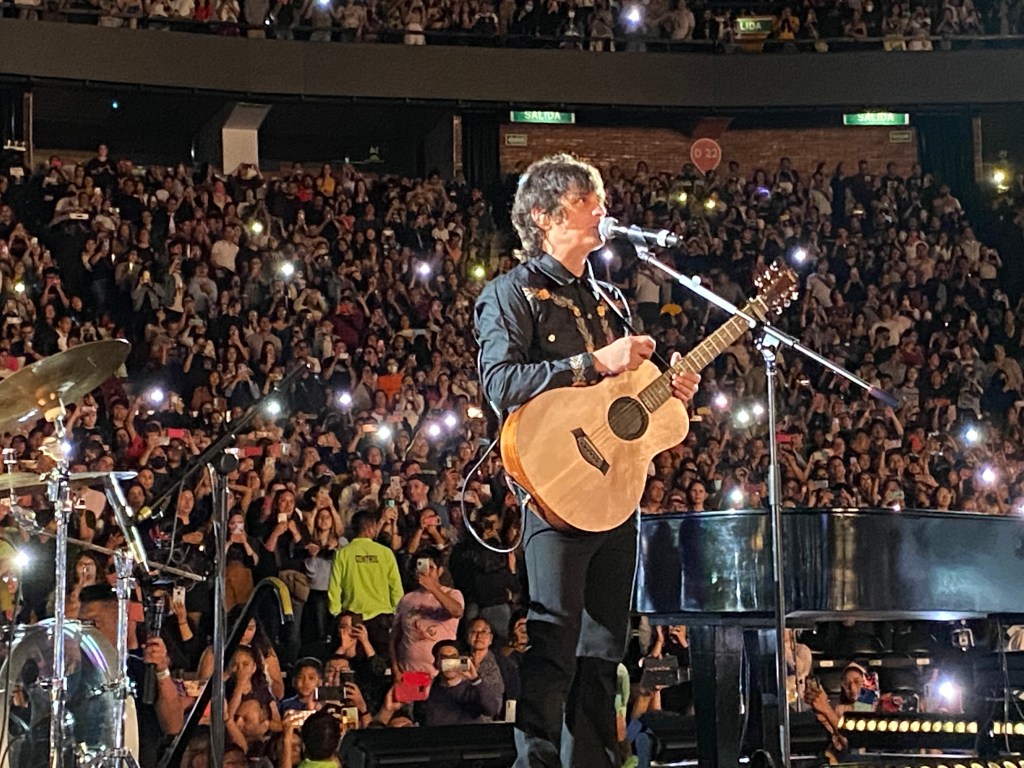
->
[511,153,604,262]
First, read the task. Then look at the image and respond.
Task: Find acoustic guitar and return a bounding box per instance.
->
[500,264,798,532]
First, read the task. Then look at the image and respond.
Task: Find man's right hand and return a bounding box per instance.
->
[592,335,656,376]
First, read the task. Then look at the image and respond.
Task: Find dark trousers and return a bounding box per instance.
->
[514,509,638,768]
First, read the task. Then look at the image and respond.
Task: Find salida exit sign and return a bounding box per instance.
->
[843,111,910,127]
[510,111,576,125]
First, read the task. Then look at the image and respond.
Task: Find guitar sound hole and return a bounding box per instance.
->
[608,397,649,441]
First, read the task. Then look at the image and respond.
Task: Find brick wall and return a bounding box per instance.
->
[499,124,919,181]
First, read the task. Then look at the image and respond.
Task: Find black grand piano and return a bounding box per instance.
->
[634,507,1024,764]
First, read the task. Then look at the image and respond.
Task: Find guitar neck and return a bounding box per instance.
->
[639,302,761,412]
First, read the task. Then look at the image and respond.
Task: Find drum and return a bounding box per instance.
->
[0,619,139,768]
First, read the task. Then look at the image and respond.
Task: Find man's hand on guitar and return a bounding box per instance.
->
[592,335,656,376]
[669,351,700,403]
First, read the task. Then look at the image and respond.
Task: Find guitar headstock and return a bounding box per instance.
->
[751,262,799,319]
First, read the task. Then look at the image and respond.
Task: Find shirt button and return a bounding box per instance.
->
[548,334,556,342]
[587,314,592,319]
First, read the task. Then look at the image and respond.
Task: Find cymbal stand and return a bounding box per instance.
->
[45,406,72,768]
[75,548,140,768]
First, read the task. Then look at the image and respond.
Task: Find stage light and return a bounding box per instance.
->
[336,392,352,407]
[938,679,957,701]
[278,262,295,279]
[264,399,282,417]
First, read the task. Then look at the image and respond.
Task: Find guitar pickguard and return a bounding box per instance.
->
[571,428,610,475]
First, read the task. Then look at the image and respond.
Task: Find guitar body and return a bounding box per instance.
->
[501,359,689,532]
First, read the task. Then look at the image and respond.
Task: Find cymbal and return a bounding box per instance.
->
[0,470,137,494]
[0,340,130,429]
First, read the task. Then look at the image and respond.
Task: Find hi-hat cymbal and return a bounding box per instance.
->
[0,340,130,429]
[0,470,138,494]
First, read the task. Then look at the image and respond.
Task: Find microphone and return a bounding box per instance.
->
[598,217,681,249]
[141,599,166,705]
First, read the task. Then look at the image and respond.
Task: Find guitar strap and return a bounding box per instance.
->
[585,261,672,369]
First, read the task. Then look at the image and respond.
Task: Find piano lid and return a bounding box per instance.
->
[635,507,1024,622]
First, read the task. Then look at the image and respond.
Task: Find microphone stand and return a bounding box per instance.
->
[162,361,305,768]
[625,232,894,767]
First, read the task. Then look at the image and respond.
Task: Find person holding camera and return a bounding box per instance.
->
[390,548,463,679]
[423,639,502,726]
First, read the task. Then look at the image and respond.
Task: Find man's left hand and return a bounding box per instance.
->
[669,352,700,403]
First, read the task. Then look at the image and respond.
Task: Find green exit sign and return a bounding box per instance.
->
[510,111,576,125]
[843,111,910,127]
[735,16,774,34]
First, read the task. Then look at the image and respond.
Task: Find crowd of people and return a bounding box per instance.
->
[3,0,1023,48]
[0,140,1021,765]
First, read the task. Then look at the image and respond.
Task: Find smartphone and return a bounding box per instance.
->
[416,557,431,576]
[173,586,186,607]
[341,706,359,725]
[393,671,431,703]
[639,655,687,692]
[315,685,345,702]
[389,477,402,495]
[243,446,262,458]
[440,657,471,673]
[340,670,356,685]
[351,613,363,626]
[166,428,186,439]
[278,512,289,524]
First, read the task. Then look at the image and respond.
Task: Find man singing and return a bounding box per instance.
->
[474,154,699,768]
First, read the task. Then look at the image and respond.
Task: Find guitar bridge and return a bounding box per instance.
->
[571,428,609,475]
